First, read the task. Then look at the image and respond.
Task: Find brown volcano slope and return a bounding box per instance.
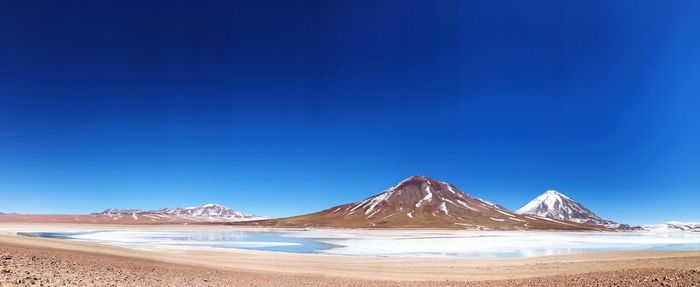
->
[251,175,599,230]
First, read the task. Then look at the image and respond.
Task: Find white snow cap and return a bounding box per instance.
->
[516,189,613,226]
[516,190,567,214]
[545,189,564,195]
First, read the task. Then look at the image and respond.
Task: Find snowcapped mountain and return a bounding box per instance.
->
[257,176,597,230]
[516,190,616,226]
[100,208,143,215]
[153,203,260,219]
[97,203,266,222]
[642,222,700,232]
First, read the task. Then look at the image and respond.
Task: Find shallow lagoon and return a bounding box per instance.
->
[26,230,700,258]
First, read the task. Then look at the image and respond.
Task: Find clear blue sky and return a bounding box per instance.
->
[0,1,698,225]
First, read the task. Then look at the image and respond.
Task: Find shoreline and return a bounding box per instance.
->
[1,223,700,282]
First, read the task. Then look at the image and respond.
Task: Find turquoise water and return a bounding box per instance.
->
[25,231,338,254]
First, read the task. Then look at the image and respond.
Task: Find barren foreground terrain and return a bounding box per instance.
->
[1,243,699,287]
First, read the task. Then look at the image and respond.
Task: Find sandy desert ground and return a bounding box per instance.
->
[1,223,699,286]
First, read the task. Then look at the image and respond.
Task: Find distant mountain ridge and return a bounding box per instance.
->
[101,208,143,215]
[253,175,599,230]
[642,222,700,232]
[96,203,266,222]
[1,179,693,229]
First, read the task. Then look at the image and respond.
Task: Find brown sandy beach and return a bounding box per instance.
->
[1,224,699,286]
